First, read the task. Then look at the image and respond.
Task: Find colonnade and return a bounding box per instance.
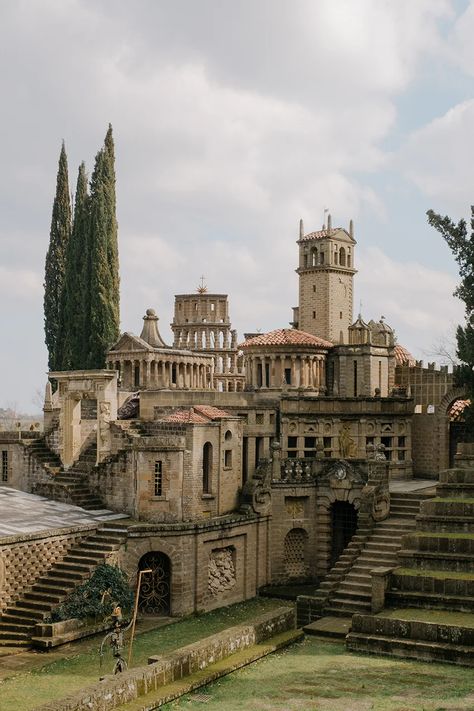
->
[245,353,326,391]
[108,356,214,390]
[173,327,237,351]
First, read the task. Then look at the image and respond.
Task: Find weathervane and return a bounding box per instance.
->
[197,275,208,294]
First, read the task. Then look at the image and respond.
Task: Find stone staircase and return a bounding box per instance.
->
[29,438,107,511]
[0,523,128,648]
[347,453,474,665]
[25,436,62,475]
[322,493,427,618]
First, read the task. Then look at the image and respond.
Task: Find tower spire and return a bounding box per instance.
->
[299,219,304,239]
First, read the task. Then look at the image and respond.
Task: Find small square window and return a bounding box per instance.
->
[256,413,264,425]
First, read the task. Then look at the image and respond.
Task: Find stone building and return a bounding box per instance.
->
[0,213,465,636]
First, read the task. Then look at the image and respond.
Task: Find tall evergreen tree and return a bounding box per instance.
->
[59,163,90,369]
[87,125,120,368]
[44,142,72,371]
[427,208,474,435]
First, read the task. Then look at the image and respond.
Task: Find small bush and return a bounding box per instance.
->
[51,564,134,622]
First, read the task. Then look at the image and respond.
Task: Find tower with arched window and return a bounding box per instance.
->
[293,215,357,344]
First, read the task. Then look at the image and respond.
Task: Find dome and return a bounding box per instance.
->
[394,344,416,367]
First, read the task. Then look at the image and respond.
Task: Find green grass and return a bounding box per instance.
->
[0,598,286,711]
[160,638,474,711]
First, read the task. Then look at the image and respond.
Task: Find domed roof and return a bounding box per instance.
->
[394,344,416,366]
[240,328,333,349]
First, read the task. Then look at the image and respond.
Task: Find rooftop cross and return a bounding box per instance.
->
[197,275,208,294]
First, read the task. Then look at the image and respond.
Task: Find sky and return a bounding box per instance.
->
[1,0,474,412]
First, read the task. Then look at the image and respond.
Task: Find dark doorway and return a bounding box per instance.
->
[138,552,171,615]
[330,501,358,567]
[450,421,467,467]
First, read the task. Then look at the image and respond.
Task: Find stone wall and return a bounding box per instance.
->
[119,515,270,616]
[35,606,295,711]
[0,525,95,613]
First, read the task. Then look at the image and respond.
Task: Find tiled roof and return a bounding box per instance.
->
[299,228,347,242]
[449,399,470,422]
[394,344,416,366]
[193,405,231,419]
[240,329,332,349]
[160,405,231,424]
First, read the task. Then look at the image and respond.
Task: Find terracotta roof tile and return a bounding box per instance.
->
[193,405,231,419]
[394,344,416,366]
[299,227,351,242]
[240,328,332,349]
[160,405,231,424]
[449,399,470,422]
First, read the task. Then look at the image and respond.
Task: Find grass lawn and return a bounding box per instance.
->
[162,637,474,711]
[0,598,285,711]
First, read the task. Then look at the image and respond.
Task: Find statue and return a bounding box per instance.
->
[338,423,357,458]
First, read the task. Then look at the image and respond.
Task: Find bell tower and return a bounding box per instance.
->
[293,215,357,344]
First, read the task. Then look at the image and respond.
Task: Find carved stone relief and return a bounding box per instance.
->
[208,547,236,596]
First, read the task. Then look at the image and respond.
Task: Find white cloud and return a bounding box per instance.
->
[356,246,464,356]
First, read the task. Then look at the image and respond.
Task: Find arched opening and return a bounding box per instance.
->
[311,248,317,266]
[449,398,470,466]
[330,501,357,566]
[203,441,213,493]
[339,247,346,266]
[284,528,309,580]
[138,551,171,615]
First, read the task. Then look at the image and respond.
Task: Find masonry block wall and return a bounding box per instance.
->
[0,527,94,613]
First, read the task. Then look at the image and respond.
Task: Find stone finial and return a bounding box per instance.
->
[349,219,354,239]
[44,381,53,412]
[327,213,332,231]
[299,218,304,239]
[140,309,167,348]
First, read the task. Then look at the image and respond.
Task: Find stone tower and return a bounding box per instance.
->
[293,215,357,344]
[171,283,245,392]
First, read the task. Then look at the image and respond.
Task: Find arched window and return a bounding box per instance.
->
[203,442,213,493]
[339,247,346,266]
[311,248,317,266]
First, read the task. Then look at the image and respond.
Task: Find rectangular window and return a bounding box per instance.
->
[224,449,232,468]
[154,461,163,497]
[323,437,332,458]
[313,285,316,293]
[353,360,358,397]
[398,436,406,448]
[255,413,264,424]
[312,311,316,319]
[304,436,316,459]
[269,413,275,425]
[381,436,393,461]
[287,435,298,458]
[237,412,248,423]
[1,451,8,482]
[284,368,292,385]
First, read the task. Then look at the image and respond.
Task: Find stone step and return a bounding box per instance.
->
[4,607,43,621]
[328,596,372,610]
[364,542,401,552]
[346,632,474,666]
[55,561,94,573]
[0,621,34,633]
[23,591,64,605]
[338,581,371,594]
[16,599,53,612]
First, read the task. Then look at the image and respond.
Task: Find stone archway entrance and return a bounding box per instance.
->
[138,552,171,615]
[330,501,358,567]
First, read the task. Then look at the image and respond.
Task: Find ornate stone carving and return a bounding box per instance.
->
[208,548,236,596]
[285,497,305,518]
[239,458,272,515]
[338,422,357,458]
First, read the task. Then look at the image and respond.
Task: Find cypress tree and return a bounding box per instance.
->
[60,163,90,369]
[87,125,120,368]
[44,142,72,371]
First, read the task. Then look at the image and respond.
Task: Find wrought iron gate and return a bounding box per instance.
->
[138,552,171,615]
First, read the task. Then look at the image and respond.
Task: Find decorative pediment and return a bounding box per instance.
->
[319,459,367,485]
[108,332,153,354]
